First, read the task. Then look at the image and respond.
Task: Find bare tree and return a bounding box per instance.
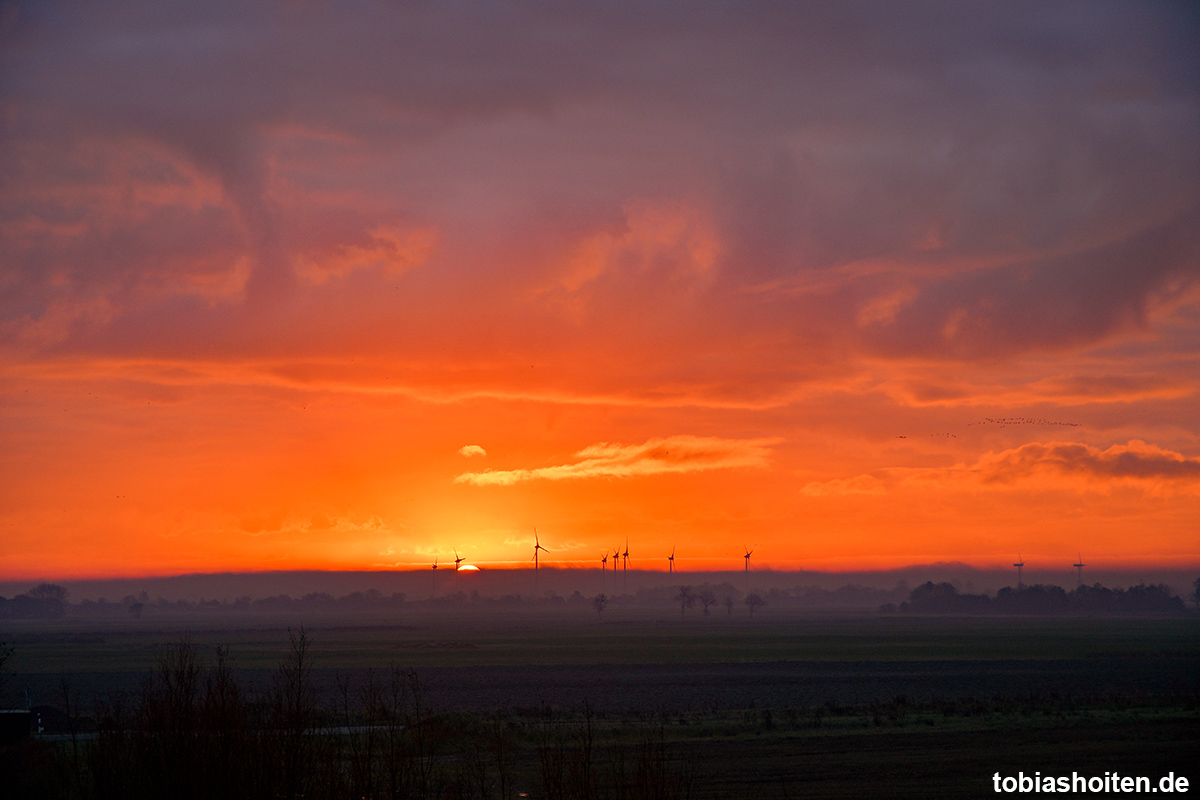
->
[0,640,12,696]
[592,593,608,620]
[140,637,202,795]
[675,585,695,616]
[744,593,766,617]
[724,595,734,616]
[698,589,717,616]
[275,626,317,799]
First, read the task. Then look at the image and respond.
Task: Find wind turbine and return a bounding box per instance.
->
[743,546,753,573]
[533,529,546,591]
[430,557,439,598]
[601,552,608,590]
[1013,554,1024,591]
[1073,553,1085,589]
[453,548,465,593]
[622,538,630,593]
[668,546,675,574]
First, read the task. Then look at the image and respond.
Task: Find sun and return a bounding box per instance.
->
[457,564,480,571]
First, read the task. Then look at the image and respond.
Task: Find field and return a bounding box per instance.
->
[2,609,1198,798]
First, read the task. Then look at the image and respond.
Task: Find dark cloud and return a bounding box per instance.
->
[861,211,1200,358]
[978,440,1200,483]
[0,0,1197,379]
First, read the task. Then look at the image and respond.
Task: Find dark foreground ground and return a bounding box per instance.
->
[4,697,1196,799]
[14,656,1200,715]
[2,612,1197,798]
[684,716,1197,799]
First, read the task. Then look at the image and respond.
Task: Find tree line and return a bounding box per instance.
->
[887,581,1191,615]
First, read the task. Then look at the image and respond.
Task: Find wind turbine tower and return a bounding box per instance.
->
[1013,554,1024,591]
[533,529,546,591]
[668,546,675,574]
[623,538,630,594]
[601,552,608,590]
[1073,553,1085,589]
[430,558,438,599]
[454,548,465,591]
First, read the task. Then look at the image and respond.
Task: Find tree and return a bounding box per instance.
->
[24,583,68,618]
[1193,577,1200,611]
[275,627,317,799]
[724,595,734,616]
[744,593,766,617]
[0,640,12,696]
[698,588,717,616]
[592,593,608,620]
[675,585,695,616]
[29,583,68,603]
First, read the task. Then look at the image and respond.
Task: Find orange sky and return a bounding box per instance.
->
[1,2,1198,580]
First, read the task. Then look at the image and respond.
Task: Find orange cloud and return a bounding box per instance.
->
[972,440,1200,485]
[799,474,888,497]
[804,440,1200,497]
[1,4,1197,578]
[455,435,781,486]
[298,224,438,284]
[551,203,719,295]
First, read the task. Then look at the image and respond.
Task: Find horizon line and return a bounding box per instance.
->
[4,559,1198,584]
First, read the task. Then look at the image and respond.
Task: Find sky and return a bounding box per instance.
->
[1,1,1198,580]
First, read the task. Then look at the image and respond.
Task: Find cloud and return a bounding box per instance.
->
[858,214,1200,360]
[971,440,1200,484]
[806,440,1200,497]
[4,1,1196,376]
[455,435,780,486]
[457,444,486,458]
[800,474,888,497]
[298,225,438,284]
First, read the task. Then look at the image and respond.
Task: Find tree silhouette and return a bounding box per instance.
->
[744,593,766,616]
[675,585,695,616]
[14,583,69,618]
[592,593,608,620]
[724,595,734,616]
[29,583,68,603]
[698,588,717,616]
[275,626,317,800]
[1193,577,1200,610]
[0,640,12,695]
